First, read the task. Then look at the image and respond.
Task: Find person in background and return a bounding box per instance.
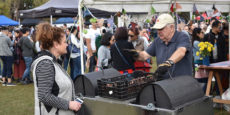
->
[203,20,226,63]
[136,13,192,79]
[139,27,150,45]
[68,26,81,81]
[97,32,115,70]
[0,27,15,86]
[19,27,34,84]
[192,28,205,65]
[110,27,136,74]
[31,22,81,115]
[205,17,217,34]
[222,23,229,59]
[85,18,101,72]
[63,28,71,71]
[13,30,26,82]
[128,27,148,51]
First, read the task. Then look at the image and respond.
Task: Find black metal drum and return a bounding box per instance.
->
[137,76,204,109]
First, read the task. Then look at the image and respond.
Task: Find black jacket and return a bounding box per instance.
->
[110,40,136,71]
[203,30,227,63]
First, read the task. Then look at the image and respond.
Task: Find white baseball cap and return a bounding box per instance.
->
[152,14,175,29]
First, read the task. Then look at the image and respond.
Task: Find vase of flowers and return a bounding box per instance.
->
[196,42,214,66]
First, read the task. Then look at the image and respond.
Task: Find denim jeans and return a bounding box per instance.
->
[0,56,14,78]
[0,58,2,76]
[63,55,69,71]
[70,56,81,81]
[22,57,32,81]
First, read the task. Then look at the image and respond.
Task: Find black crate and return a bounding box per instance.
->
[97,71,155,100]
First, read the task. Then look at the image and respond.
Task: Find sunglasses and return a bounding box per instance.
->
[128,34,134,37]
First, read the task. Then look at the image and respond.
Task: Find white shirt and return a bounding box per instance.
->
[85,28,101,51]
[70,34,80,58]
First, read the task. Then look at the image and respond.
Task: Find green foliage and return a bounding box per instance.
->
[0,0,48,18]
[0,0,11,17]
[33,0,49,7]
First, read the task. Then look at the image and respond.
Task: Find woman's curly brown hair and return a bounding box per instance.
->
[36,22,65,50]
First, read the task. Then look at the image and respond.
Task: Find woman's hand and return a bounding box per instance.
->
[69,101,81,111]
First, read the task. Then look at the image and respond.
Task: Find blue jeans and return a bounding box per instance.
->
[70,56,81,81]
[63,55,69,71]
[0,56,14,78]
[0,58,2,76]
[22,57,32,81]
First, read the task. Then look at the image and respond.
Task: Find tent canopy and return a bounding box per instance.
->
[21,18,42,26]
[54,17,76,24]
[19,0,113,18]
[84,0,230,13]
[0,15,19,26]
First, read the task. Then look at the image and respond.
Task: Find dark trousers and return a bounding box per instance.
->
[0,56,14,78]
[89,53,96,72]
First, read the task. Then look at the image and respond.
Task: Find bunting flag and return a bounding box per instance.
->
[212,4,218,14]
[193,4,199,15]
[151,6,156,15]
[200,15,205,22]
[122,8,126,15]
[176,3,182,9]
[170,2,182,12]
[170,3,176,12]
[212,4,221,17]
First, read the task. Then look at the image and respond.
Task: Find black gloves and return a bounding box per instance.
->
[155,60,174,76]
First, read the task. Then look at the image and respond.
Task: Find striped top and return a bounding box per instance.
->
[36,59,69,110]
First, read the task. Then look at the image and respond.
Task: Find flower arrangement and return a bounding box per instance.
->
[196,41,214,59]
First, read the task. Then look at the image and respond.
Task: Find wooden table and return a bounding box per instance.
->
[199,61,230,104]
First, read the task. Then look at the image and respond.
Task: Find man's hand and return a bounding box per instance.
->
[155,60,174,76]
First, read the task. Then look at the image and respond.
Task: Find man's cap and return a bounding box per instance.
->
[152,13,175,29]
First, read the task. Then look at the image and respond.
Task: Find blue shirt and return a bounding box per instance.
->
[146,31,192,78]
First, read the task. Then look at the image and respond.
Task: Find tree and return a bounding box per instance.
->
[33,0,48,7]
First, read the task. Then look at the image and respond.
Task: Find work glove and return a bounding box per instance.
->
[155,60,174,76]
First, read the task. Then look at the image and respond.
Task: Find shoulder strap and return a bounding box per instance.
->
[114,43,134,69]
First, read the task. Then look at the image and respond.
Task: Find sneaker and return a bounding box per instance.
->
[2,82,7,86]
[21,80,29,85]
[6,83,16,86]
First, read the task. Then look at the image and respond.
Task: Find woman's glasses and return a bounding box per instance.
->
[128,34,134,37]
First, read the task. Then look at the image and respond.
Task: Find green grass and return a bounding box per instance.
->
[0,83,34,115]
[0,57,229,114]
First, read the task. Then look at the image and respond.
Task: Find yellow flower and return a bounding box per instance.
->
[200,47,204,51]
[196,52,200,56]
[208,47,212,52]
[200,57,203,60]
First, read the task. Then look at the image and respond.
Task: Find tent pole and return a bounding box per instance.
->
[168,0,173,13]
[79,0,85,74]
[19,18,21,27]
[50,15,53,25]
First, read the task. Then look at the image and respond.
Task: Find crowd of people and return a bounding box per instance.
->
[0,13,229,87]
[0,13,229,113]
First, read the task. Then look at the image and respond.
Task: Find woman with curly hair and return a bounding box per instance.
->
[31,22,81,115]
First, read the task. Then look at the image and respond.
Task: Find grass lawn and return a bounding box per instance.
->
[0,57,229,114]
[0,83,34,115]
